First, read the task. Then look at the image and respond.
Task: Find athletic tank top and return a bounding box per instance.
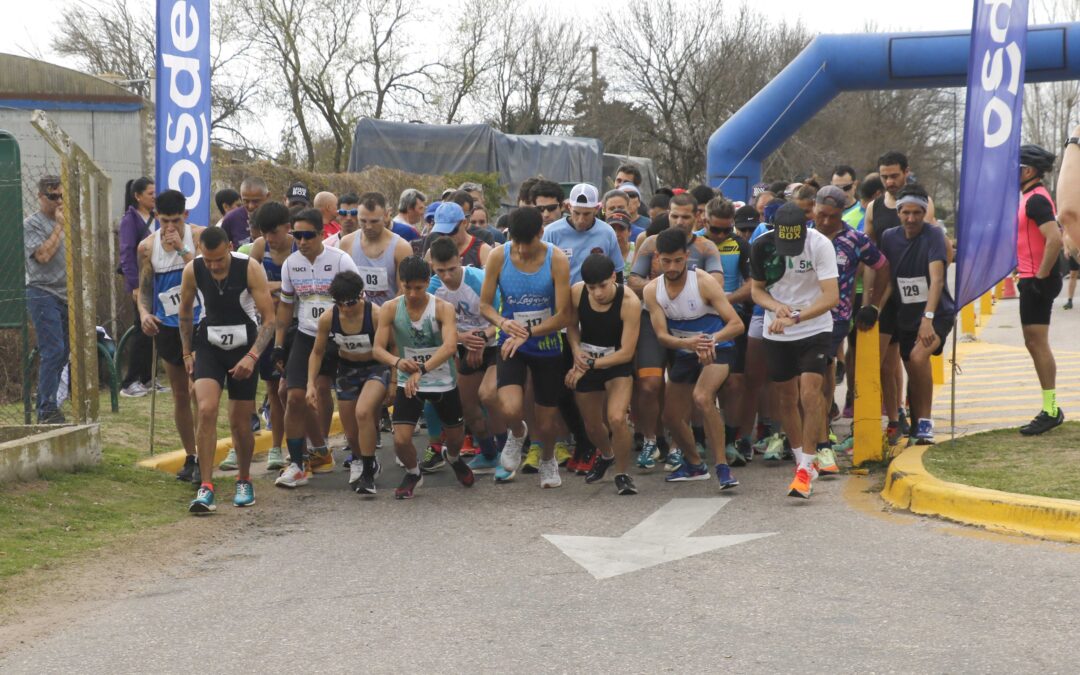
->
[393,295,456,392]
[460,236,483,269]
[330,302,376,360]
[193,253,257,351]
[655,270,731,354]
[578,284,624,360]
[351,232,401,305]
[151,227,201,326]
[1017,184,1057,278]
[870,196,901,246]
[497,242,562,356]
[262,242,297,282]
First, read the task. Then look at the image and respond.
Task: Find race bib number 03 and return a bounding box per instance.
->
[207,324,247,350]
[898,276,929,305]
[356,266,389,292]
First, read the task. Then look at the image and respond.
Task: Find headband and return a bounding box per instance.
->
[895,195,929,211]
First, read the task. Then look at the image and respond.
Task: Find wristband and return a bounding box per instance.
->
[419,363,427,375]
[395,357,402,369]
[526,324,534,338]
[182,353,194,361]
[245,351,259,363]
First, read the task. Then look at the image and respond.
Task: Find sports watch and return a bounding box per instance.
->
[924,311,935,320]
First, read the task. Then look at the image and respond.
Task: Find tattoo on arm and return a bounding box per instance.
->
[179,316,194,355]
[252,322,274,355]
[138,253,154,317]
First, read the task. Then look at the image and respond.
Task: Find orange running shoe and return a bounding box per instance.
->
[787,466,813,499]
[308,448,335,474]
[815,448,840,475]
[460,434,479,457]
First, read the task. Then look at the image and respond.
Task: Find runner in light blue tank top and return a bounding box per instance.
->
[496,241,562,356]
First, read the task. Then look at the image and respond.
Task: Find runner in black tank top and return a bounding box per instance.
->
[178,226,276,514]
[565,254,643,494]
[870,196,901,246]
[308,271,390,495]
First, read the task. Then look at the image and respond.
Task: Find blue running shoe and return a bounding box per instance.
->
[665,462,710,482]
[189,486,216,514]
[636,440,657,469]
[494,465,516,483]
[233,480,255,507]
[664,447,684,472]
[468,454,500,474]
[725,443,745,467]
[716,464,739,490]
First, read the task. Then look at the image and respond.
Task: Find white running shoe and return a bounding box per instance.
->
[539,458,561,489]
[348,460,364,487]
[500,422,528,472]
[274,463,309,488]
[120,382,148,398]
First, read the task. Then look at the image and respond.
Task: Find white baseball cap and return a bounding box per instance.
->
[568,183,600,209]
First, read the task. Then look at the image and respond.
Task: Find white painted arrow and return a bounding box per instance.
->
[543,498,775,580]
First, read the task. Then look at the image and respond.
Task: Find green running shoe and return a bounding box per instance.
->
[762,434,786,462]
[265,446,287,471]
[218,448,238,471]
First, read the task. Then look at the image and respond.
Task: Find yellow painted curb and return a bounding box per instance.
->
[138,413,345,474]
[882,446,1080,544]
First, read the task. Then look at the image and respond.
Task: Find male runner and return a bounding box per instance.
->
[421,201,491,266]
[307,270,390,494]
[339,192,412,306]
[879,184,956,446]
[178,226,275,513]
[324,192,360,248]
[136,189,204,483]
[565,254,641,495]
[219,176,269,250]
[750,202,839,499]
[479,207,572,487]
[644,228,745,490]
[1016,144,1065,434]
[372,256,475,498]
[830,165,863,230]
[428,237,504,473]
[529,180,566,230]
[273,208,359,487]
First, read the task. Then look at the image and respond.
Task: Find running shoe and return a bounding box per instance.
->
[189,486,216,514]
[120,382,148,398]
[521,443,542,474]
[886,422,903,447]
[250,413,261,433]
[379,409,393,433]
[815,447,840,475]
[348,459,365,488]
[176,455,197,482]
[355,459,380,495]
[555,441,573,467]
[308,448,335,474]
[494,465,516,483]
[376,433,383,449]
[445,449,476,487]
[788,466,813,499]
[735,438,753,464]
[914,418,935,445]
[275,463,309,488]
[265,447,287,471]
[260,400,272,430]
[897,408,911,436]
[460,435,478,457]
[576,449,597,476]
[716,464,739,490]
[656,436,671,462]
[833,435,854,457]
[614,473,638,495]
[725,442,746,467]
[233,480,255,507]
[842,403,854,419]
[394,472,423,499]
[218,448,238,471]
[1019,408,1065,436]
[467,454,499,474]
[1066,299,1074,310]
[500,423,528,472]
[762,434,786,463]
[665,462,709,482]
[420,444,446,473]
[636,439,658,469]
[585,454,614,484]
[752,436,770,455]
[664,447,685,472]
[539,458,562,488]
[343,451,354,468]
[190,461,201,486]
[835,359,846,385]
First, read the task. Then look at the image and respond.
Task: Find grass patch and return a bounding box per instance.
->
[924,421,1080,501]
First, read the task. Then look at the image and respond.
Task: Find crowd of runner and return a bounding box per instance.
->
[95,147,1072,514]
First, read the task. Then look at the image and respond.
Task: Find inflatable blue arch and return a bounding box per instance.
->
[706,23,1080,202]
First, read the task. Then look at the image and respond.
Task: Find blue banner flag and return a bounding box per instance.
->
[954,0,1028,309]
[155,0,212,227]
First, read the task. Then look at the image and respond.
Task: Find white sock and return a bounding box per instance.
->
[791,446,804,465]
[407,466,421,476]
[799,452,816,470]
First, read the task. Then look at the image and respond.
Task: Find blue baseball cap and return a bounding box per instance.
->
[424,201,442,223]
[432,202,466,234]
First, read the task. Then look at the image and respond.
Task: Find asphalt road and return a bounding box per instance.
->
[2,446,1078,674]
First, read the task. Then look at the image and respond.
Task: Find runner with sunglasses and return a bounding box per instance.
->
[272,208,359,488]
[325,193,361,247]
[338,192,413,307]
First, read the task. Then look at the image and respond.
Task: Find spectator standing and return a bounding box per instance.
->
[118,177,158,397]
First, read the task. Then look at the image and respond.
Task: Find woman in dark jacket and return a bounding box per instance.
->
[118,177,157,396]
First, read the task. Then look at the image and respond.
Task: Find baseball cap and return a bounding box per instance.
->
[568,183,600,209]
[432,202,466,234]
[816,185,847,208]
[617,182,641,196]
[733,205,759,230]
[772,202,808,256]
[287,181,310,206]
[424,201,441,223]
[605,208,633,229]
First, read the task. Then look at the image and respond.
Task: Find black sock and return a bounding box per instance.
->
[692,425,706,446]
[725,425,738,446]
[286,438,306,466]
[361,455,376,472]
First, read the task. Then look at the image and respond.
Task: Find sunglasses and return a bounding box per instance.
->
[44,193,63,201]
[336,297,361,307]
[338,208,358,216]
[535,204,561,213]
[290,230,319,240]
[835,183,854,192]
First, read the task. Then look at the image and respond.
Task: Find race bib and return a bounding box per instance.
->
[580,342,615,360]
[207,324,247,350]
[334,333,372,355]
[404,346,452,387]
[158,285,183,317]
[513,308,551,331]
[306,298,332,322]
[559,247,573,261]
[898,276,928,305]
[670,328,703,339]
[357,265,389,292]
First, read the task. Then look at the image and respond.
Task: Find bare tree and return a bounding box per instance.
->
[433,0,507,124]
[361,0,435,121]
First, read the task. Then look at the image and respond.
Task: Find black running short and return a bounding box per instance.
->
[1070,257,1080,272]
[457,345,498,376]
[878,296,899,336]
[575,363,633,392]
[764,331,832,382]
[391,387,463,428]
[731,311,751,374]
[193,343,259,401]
[896,315,955,361]
[1018,276,1062,326]
[285,330,337,390]
[667,346,735,384]
[154,325,185,367]
[335,359,390,401]
[496,350,565,407]
[828,320,850,360]
[259,323,294,381]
